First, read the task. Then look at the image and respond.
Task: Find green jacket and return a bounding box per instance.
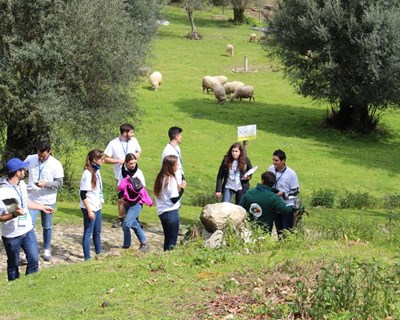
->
[240,183,293,232]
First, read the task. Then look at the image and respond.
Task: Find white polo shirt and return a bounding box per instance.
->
[268,165,299,205]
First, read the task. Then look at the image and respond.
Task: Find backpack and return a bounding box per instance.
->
[118,176,153,207]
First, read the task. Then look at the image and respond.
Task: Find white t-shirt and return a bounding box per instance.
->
[25,154,64,205]
[117,167,146,186]
[162,143,184,184]
[155,176,180,215]
[79,169,103,211]
[0,178,33,238]
[268,165,299,205]
[105,137,141,179]
[224,160,242,191]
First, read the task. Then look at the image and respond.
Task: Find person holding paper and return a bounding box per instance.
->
[215,142,253,205]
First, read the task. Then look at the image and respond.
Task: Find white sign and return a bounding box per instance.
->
[237,124,257,141]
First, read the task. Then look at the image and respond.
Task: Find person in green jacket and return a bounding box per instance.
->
[240,171,293,235]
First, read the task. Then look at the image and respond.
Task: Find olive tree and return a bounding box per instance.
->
[230,0,250,24]
[0,0,162,161]
[268,0,400,133]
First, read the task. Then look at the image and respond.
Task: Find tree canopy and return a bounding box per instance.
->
[0,0,162,160]
[268,0,400,133]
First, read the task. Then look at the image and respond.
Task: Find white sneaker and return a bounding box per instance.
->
[43,249,51,262]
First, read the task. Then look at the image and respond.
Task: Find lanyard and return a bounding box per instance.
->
[96,172,103,193]
[274,167,287,188]
[119,138,129,155]
[169,143,183,166]
[12,185,24,208]
[38,156,48,180]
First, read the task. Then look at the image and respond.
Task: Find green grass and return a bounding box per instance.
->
[2,5,400,319]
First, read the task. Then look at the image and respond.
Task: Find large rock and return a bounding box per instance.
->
[200,202,247,233]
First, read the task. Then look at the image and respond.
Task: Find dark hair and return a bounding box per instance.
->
[84,149,103,188]
[272,149,286,161]
[261,171,276,187]
[37,140,51,153]
[120,123,134,134]
[153,155,178,197]
[168,126,182,140]
[124,153,137,163]
[222,142,247,171]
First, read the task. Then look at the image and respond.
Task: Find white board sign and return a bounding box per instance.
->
[237,124,257,141]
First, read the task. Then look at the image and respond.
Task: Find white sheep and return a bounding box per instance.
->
[213,84,227,104]
[213,75,228,85]
[226,44,234,56]
[230,85,255,102]
[223,81,245,96]
[149,71,162,91]
[249,33,257,42]
[202,76,220,94]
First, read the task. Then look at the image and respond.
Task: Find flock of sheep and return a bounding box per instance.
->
[148,32,259,105]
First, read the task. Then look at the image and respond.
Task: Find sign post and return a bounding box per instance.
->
[237,124,257,156]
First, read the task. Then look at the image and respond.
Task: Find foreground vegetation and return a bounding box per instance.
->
[1,5,400,319]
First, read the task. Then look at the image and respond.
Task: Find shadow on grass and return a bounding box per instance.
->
[56,204,116,223]
[175,97,400,174]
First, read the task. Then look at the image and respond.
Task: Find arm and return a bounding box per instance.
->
[80,190,95,220]
[215,160,226,197]
[37,177,63,190]
[274,196,294,215]
[241,157,253,181]
[27,201,55,214]
[104,156,124,165]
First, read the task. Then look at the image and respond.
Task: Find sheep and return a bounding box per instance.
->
[226,44,234,56]
[213,84,227,104]
[249,33,257,42]
[230,85,255,102]
[149,71,162,91]
[213,75,228,85]
[223,81,245,96]
[202,76,220,94]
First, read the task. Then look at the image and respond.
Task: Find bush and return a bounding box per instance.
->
[191,193,218,207]
[310,188,335,208]
[338,191,376,209]
[384,193,400,210]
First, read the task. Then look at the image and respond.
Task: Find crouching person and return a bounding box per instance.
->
[0,158,54,281]
[240,171,293,236]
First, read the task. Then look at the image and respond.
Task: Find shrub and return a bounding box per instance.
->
[337,191,376,209]
[191,193,218,207]
[384,193,400,210]
[310,188,335,208]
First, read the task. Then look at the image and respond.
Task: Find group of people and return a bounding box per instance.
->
[215,144,300,236]
[0,122,299,281]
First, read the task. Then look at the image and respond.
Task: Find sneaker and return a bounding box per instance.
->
[112,218,124,228]
[43,249,51,262]
[19,256,28,266]
[139,243,150,252]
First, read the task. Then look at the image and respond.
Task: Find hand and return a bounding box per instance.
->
[119,159,125,165]
[14,207,25,217]
[36,180,46,188]
[88,210,95,221]
[118,198,127,206]
[242,175,250,180]
[43,206,55,214]
[180,180,187,189]
[215,192,222,198]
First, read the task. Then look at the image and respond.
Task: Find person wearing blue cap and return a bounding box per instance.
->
[0,158,54,281]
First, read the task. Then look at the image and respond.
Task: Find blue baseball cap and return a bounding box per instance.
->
[5,158,30,173]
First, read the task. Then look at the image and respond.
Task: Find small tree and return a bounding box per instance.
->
[268,0,400,133]
[184,0,204,39]
[230,0,250,24]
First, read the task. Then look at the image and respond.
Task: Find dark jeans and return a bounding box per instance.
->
[159,209,180,251]
[82,208,102,260]
[2,229,39,281]
[275,212,294,238]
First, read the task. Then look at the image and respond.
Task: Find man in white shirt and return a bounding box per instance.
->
[161,127,184,184]
[0,158,54,281]
[25,141,64,262]
[104,123,141,227]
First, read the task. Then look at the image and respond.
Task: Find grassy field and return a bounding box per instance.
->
[1,5,400,319]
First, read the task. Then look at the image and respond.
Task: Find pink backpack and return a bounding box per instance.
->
[117,176,153,207]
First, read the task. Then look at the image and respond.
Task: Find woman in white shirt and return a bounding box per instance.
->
[79,149,104,260]
[153,155,186,251]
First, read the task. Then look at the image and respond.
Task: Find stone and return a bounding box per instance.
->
[204,230,224,249]
[200,202,247,233]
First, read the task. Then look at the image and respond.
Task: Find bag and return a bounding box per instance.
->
[117,176,153,207]
[129,176,143,191]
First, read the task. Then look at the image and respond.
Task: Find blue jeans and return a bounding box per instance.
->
[2,229,39,281]
[29,203,56,250]
[81,208,102,260]
[222,188,244,205]
[275,212,294,238]
[159,209,180,251]
[123,204,146,248]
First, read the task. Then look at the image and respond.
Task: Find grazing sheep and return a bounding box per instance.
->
[223,81,245,96]
[213,75,228,85]
[249,33,257,42]
[202,76,220,94]
[230,85,255,102]
[226,44,234,56]
[213,84,227,104]
[149,71,162,91]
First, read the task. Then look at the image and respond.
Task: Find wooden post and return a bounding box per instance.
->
[243,140,249,157]
[244,55,248,72]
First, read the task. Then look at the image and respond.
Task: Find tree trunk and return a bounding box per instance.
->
[186,7,196,33]
[233,7,246,24]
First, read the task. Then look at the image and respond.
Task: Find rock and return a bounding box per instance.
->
[204,230,224,249]
[200,202,247,233]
